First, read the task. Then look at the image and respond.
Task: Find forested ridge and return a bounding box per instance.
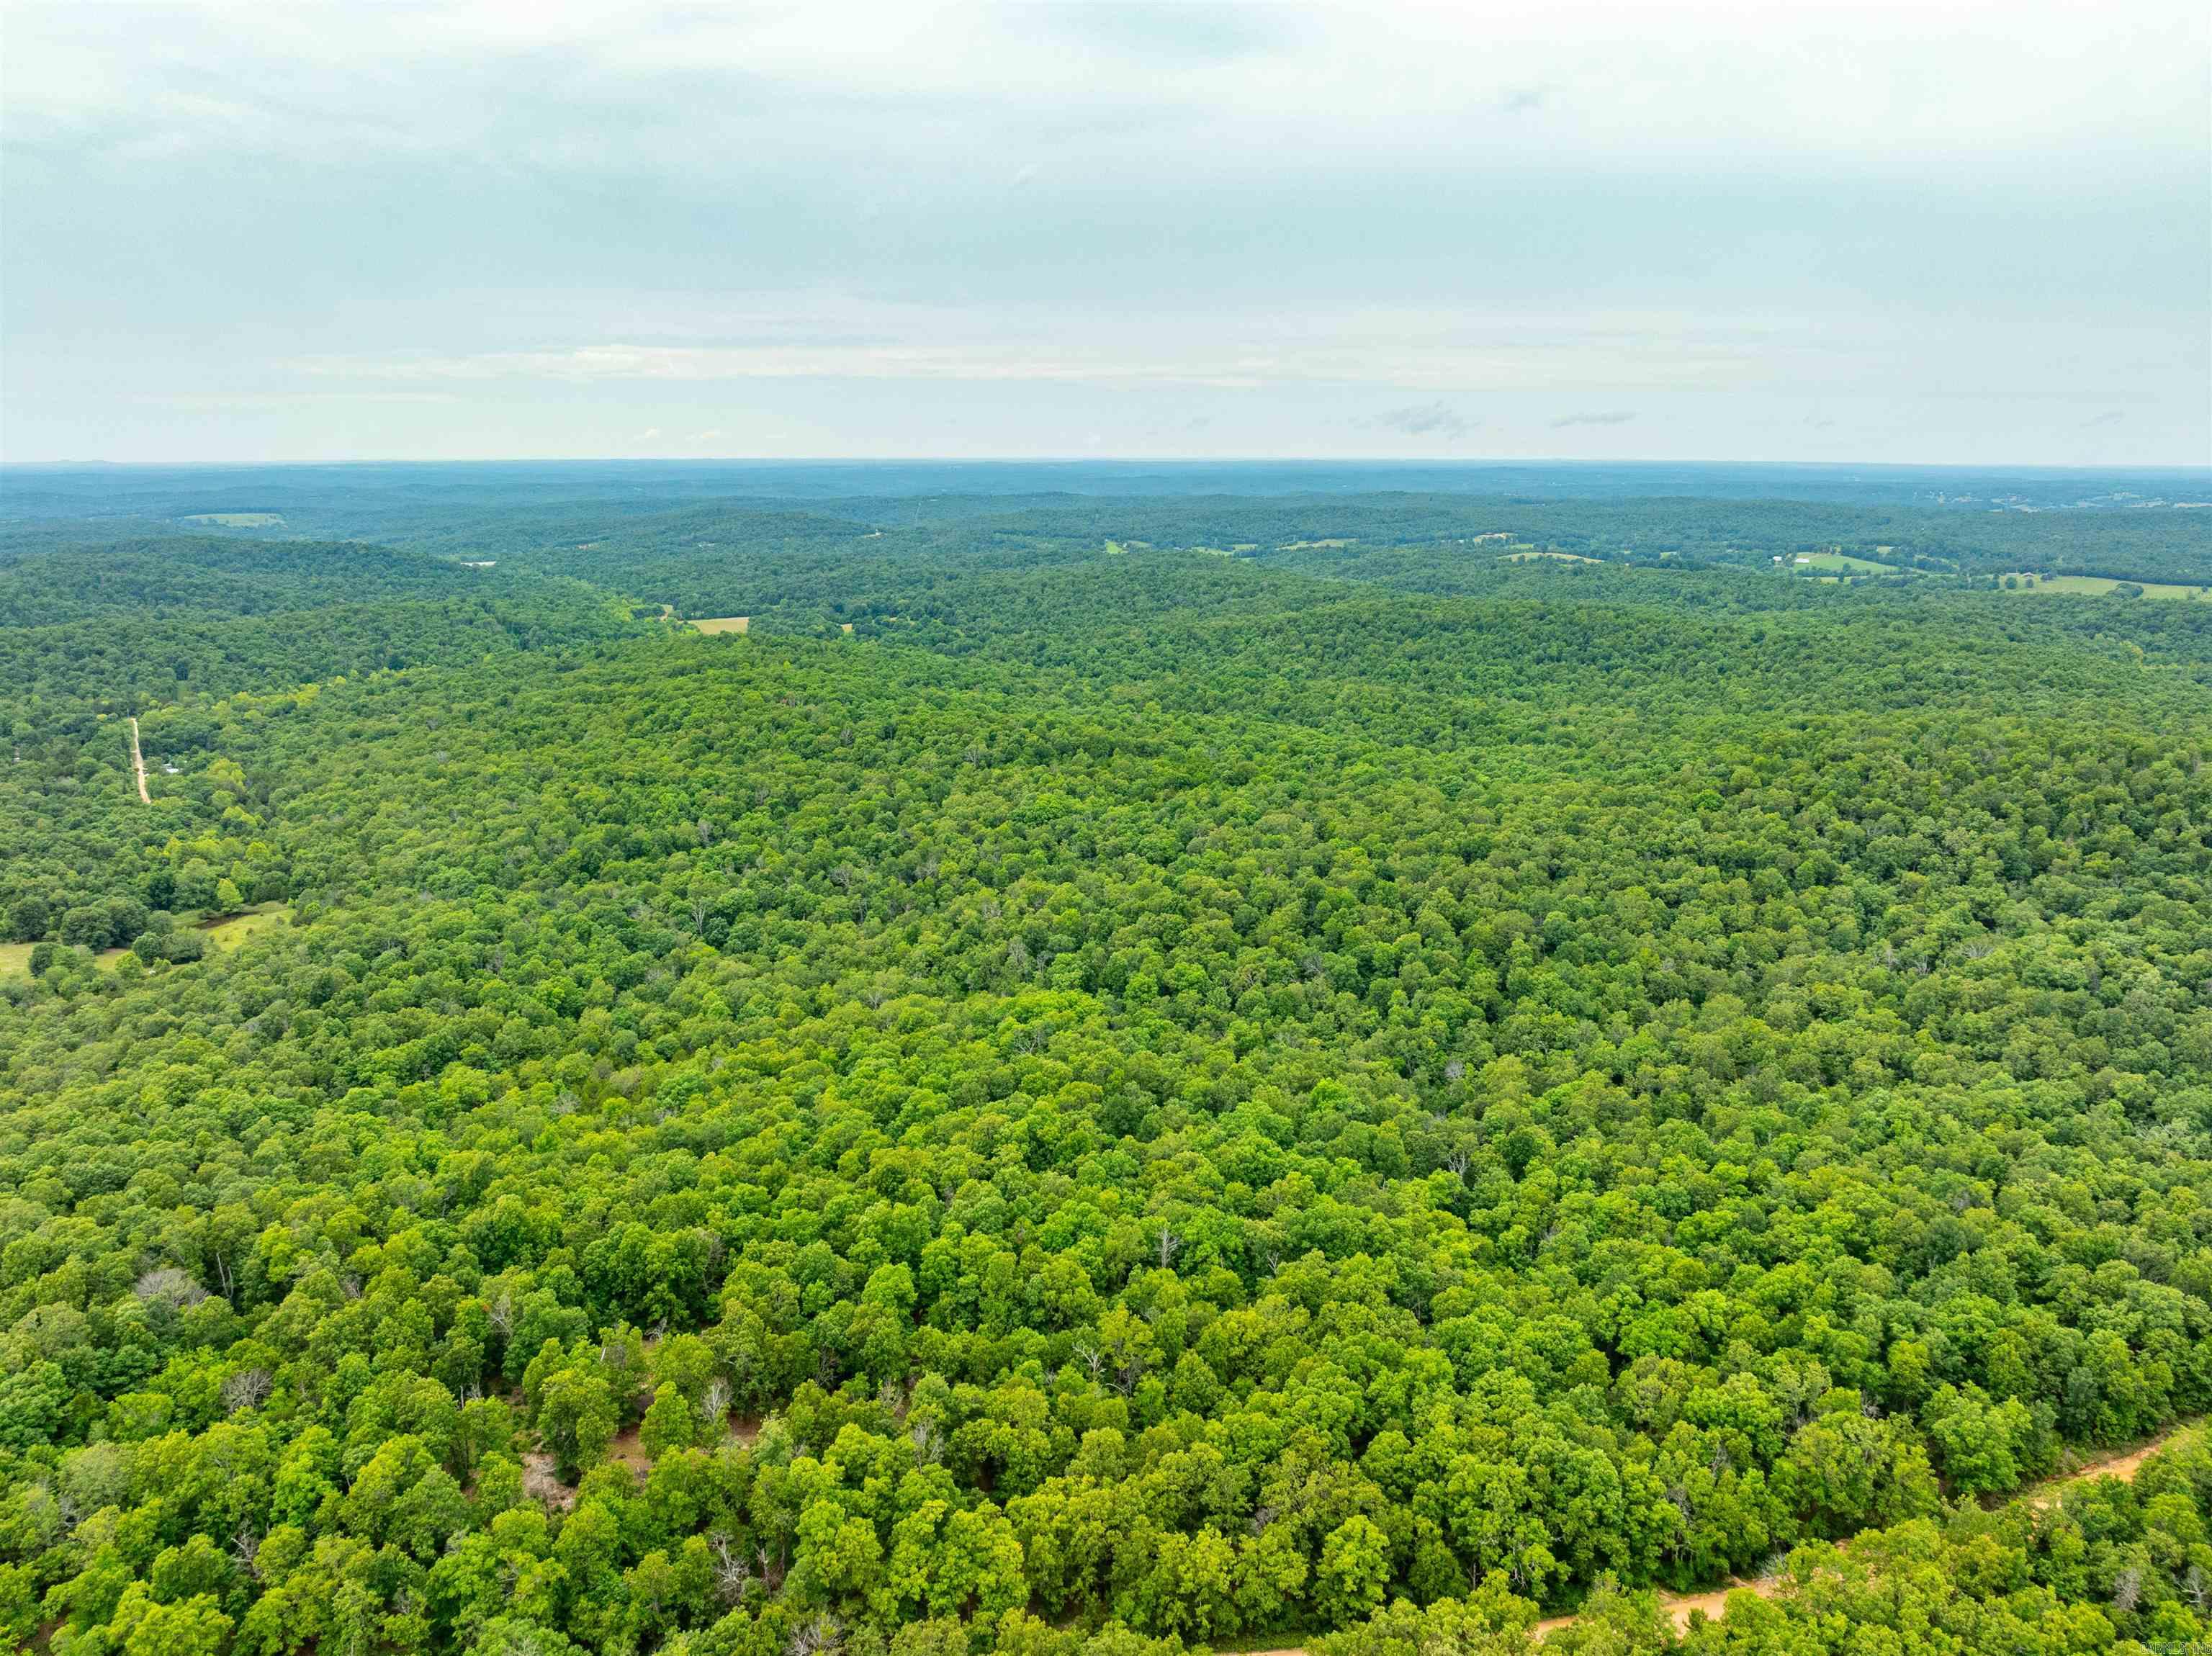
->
[0,503,2208,1656]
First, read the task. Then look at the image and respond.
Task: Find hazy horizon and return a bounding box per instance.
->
[5,0,2206,468]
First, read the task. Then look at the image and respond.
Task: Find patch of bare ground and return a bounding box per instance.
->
[1272,1420,2206,1652]
[604,1426,655,1475]
[1528,1576,1783,1644]
[2024,1418,2202,1508]
[521,1451,577,1511]
[127,718,150,802]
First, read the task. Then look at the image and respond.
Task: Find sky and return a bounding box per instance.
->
[3,0,2207,466]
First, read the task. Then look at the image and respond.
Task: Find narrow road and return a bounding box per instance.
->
[127,716,150,803]
[1240,1418,2202,1654]
[1529,1418,2204,1642]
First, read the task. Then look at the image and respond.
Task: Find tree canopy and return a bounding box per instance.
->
[0,492,2207,1656]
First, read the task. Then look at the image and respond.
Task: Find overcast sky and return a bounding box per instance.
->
[4,0,2206,464]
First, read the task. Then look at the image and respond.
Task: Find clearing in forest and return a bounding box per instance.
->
[200,906,289,951]
[1791,552,1914,575]
[181,512,284,527]
[0,943,125,980]
[2000,573,2209,600]
[691,616,750,634]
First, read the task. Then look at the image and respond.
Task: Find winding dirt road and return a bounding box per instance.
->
[127,717,150,803]
[1529,1420,2201,1640]
[1238,1418,2202,1654]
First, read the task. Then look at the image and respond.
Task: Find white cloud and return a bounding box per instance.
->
[1372,401,1477,438]
[2,0,2203,462]
[284,294,1913,393]
[6,0,2200,177]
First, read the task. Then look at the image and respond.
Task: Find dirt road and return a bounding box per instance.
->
[127,717,150,803]
[1238,1417,2202,1653]
[2024,1421,2202,1509]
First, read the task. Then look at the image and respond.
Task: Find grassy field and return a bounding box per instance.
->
[181,512,284,527]
[202,905,289,950]
[0,941,128,978]
[0,907,289,980]
[2001,574,2211,601]
[1792,552,1915,575]
[1505,549,1602,564]
[690,616,751,634]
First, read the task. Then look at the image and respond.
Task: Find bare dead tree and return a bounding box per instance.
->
[699,1377,732,1433]
[709,1531,752,1603]
[135,1266,208,1310]
[910,1418,944,1463]
[222,1368,274,1414]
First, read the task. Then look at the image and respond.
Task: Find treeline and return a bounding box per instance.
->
[0,536,495,629]
[0,588,624,725]
[0,536,639,945]
[953,496,2212,585]
[0,593,2205,1652]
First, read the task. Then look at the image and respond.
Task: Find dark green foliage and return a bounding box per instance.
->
[0,492,2206,1656]
[0,536,636,935]
[0,536,495,629]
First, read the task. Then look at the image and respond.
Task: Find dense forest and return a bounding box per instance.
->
[0,482,2208,1656]
[423,492,2212,588]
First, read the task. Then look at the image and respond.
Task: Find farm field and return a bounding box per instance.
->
[1789,551,1915,575]
[2001,573,2212,600]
